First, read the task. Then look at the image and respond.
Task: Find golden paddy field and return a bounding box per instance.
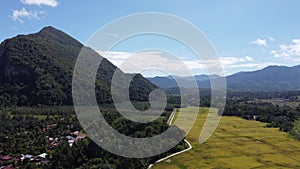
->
[153,107,300,169]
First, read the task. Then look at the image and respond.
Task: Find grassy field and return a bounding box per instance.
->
[153,107,300,169]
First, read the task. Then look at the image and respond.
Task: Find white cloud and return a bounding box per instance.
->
[20,0,59,7]
[12,8,45,23]
[251,38,267,47]
[270,39,300,58]
[98,50,197,76]
[97,51,263,76]
[245,56,254,61]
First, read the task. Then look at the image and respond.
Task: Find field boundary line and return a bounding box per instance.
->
[148,108,193,169]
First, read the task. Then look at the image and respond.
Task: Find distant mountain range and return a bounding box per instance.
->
[147,74,220,89]
[0,26,156,106]
[148,65,300,91]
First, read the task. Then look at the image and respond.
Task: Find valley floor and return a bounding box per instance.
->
[153,107,300,169]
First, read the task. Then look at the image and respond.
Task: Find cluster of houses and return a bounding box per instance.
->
[1,130,87,168]
[46,130,87,148]
[1,115,88,168]
[0,153,48,169]
[19,153,49,163]
[66,131,87,147]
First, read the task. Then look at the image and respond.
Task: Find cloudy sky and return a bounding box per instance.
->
[1,0,300,76]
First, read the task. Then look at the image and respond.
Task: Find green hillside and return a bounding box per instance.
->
[0,26,156,106]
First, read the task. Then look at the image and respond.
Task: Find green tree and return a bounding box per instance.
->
[290,119,300,140]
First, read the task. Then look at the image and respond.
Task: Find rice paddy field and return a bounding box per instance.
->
[153,107,300,169]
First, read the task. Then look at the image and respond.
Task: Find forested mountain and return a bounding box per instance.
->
[0,26,156,106]
[225,65,300,91]
[148,65,300,91]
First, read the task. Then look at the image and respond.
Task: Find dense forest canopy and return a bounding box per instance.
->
[0,26,156,106]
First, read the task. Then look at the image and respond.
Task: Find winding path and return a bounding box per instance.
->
[148,109,193,169]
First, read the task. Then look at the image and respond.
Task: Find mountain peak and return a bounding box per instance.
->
[39,26,63,34]
[35,26,82,47]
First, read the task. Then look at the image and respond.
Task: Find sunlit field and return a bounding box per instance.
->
[153,107,300,169]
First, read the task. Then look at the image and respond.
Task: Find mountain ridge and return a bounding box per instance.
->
[0,26,156,106]
[148,65,300,91]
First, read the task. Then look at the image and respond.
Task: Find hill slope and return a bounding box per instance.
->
[0,26,156,106]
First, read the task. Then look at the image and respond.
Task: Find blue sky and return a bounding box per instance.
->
[1,0,300,76]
